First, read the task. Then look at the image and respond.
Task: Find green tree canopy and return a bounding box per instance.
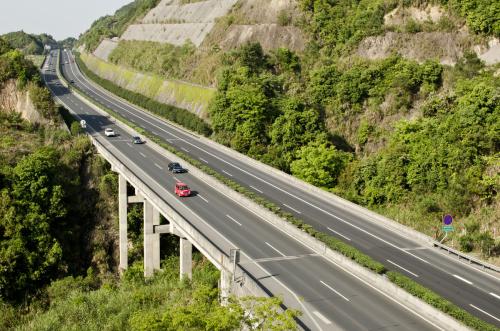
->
[291,140,351,187]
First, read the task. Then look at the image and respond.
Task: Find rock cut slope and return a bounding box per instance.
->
[121,0,238,46]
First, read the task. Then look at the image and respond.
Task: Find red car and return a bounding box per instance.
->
[175,182,191,197]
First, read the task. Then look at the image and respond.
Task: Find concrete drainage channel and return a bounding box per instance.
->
[54,51,476,331]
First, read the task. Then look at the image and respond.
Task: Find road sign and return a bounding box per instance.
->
[442,225,454,232]
[443,214,453,225]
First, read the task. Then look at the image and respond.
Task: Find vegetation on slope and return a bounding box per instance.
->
[14,257,298,331]
[78,0,161,52]
[1,31,57,55]
[109,40,196,80]
[300,0,499,57]
[207,40,499,257]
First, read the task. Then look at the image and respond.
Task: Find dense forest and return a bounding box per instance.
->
[0,38,298,329]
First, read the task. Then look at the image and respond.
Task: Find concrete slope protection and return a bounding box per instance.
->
[48,51,444,331]
[60,50,500,327]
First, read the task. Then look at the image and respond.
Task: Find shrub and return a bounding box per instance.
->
[387,271,498,330]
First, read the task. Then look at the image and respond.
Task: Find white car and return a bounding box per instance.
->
[104,128,116,137]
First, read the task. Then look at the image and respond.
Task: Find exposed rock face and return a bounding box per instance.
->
[356,31,473,65]
[0,80,44,124]
[97,0,306,52]
[478,39,500,65]
[355,5,500,65]
[121,0,238,47]
[122,23,217,47]
[215,24,305,51]
[384,5,444,26]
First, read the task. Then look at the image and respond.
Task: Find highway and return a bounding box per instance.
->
[43,50,445,330]
[58,49,500,327]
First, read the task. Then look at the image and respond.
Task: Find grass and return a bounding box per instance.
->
[81,53,215,115]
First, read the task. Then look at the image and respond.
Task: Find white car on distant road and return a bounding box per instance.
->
[104,128,116,137]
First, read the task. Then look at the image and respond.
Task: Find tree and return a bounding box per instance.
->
[270,98,323,168]
[291,140,351,188]
[0,148,65,300]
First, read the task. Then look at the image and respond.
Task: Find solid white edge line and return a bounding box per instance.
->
[312,311,332,325]
[490,292,500,300]
[327,227,351,241]
[197,194,209,203]
[453,274,473,285]
[265,242,286,257]
[469,304,500,323]
[226,214,242,226]
[387,259,419,278]
[283,203,302,214]
[320,280,350,301]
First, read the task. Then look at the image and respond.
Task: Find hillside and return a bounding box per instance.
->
[0,38,298,330]
[77,0,500,264]
[1,31,57,55]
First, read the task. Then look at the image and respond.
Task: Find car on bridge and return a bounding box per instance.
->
[175,182,191,197]
[168,162,186,173]
[104,128,116,137]
[132,136,144,144]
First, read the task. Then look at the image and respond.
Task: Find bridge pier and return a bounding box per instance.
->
[118,174,128,272]
[220,269,232,304]
[180,237,192,280]
[144,200,161,277]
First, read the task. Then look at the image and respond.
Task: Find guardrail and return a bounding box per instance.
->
[433,242,500,273]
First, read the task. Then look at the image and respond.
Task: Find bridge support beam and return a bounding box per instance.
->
[118,174,128,272]
[180,237,192,280]
[144,200,161,277]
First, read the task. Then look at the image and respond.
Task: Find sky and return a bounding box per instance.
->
[0,0,133,40]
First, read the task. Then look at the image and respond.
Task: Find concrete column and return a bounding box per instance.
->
[180,237,192,280]
[144,200,161,277]
[152,209,161,271]
[118,174,128,272]
[220,269,232,305]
